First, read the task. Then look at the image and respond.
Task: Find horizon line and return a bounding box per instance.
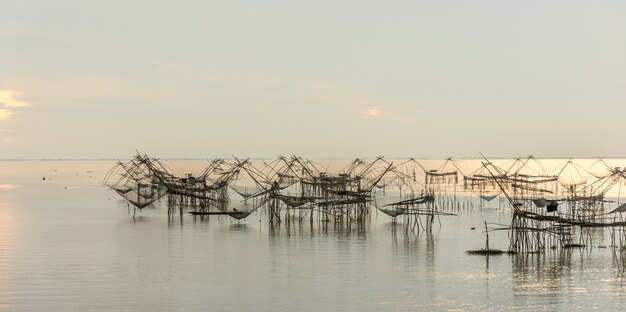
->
[2,156,626,161]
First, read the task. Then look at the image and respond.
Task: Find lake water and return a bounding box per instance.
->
[2,159,626,311]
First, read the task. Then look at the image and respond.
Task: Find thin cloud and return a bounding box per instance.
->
[0,89,29,121]
[359,99,423,122]
[0,109,13,121]
[361,106,404,121]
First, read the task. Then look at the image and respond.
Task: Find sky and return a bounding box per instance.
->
[1,0,625,159]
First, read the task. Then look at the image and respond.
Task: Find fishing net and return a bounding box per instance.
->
[210,197,269,220]
[115,188,166,209]
[229,184,263,199]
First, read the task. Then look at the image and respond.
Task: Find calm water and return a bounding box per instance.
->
[2,159,626,311]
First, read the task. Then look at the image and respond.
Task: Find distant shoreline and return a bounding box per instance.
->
[2,156,626,161]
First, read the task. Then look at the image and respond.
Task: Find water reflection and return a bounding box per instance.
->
[0,194,15,295]
[0,183,20,191]
[169,214,184,227]
[266,220,369,239]
[130,215,149,223]
[8,159,626,310]
[228,223,249,232]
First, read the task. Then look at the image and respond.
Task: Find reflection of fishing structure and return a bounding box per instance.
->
[104,153,456,231]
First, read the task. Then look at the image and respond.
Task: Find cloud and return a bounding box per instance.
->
[0,89,29,121]
[359,102,424,122]
[0,109,13,121]
[0,90,28,108]
[361,106,404,121]
[363,107,383,118]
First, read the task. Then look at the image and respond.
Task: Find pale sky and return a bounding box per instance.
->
[1,1,625,159]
